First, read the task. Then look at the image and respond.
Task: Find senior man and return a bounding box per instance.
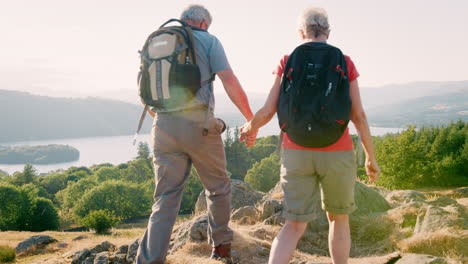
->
[136,4,254,264]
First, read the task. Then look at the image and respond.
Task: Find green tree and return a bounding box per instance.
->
[0,183,26,230]
[20,183,51,200]
[74,180,151,219]
[137,142,151,160]
[90,163,114,172]
[376,126,428,189]
[0,169,8,181]
[0,183,58,231]
[95,167,121,182]
[120,158,153,183]
[224,127,253,180]
[28,197,60,231]
[37,173,67,195]
[376,122,468,189]
[56,178,98,211]
[65,166,92,176]
[245,153,280,192]
[9,164,36,186]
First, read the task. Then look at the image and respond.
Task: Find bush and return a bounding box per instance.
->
[244,153,280,192]
[74,180,152,219]
[29,197,60,231]
[0,183,28,230]
[376,122,468,189]
[0,245,15,262]
[81,210,118,234]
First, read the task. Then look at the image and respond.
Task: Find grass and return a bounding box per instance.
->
[0,245,15,263]
[350,213,398,256]
[0,229,145,264]
[398,229,468,261]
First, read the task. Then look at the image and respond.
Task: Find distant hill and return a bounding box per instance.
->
[366,91,468,127]
[0,144,79,164]
[0,90,152,143]
[1,80,467,142]
[359,80,468,109]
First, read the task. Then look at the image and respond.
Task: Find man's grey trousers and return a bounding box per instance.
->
[136,109,233,264]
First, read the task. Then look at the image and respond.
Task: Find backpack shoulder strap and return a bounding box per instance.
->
[159,18,188,28]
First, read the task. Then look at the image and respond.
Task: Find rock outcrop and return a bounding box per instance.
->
[195,179,263,213]
[385,190,426,207]
[395,254,451,264]
[170,214,209,253]
[15,235,58,254]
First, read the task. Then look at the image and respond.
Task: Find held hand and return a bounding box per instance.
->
[240,122,258,147]
[365,157,380,183]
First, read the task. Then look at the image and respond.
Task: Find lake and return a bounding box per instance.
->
[0,122,402,174]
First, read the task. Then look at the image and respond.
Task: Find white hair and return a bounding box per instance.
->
[298,8,330,38]
[180,4,212,27]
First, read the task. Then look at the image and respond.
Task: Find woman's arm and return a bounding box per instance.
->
[349,79,380,182]
[240,75,282,146]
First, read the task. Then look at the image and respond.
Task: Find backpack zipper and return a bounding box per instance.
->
[325,82,332,96]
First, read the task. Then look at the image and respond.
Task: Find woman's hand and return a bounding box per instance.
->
[240,122,258,147]
[365,157,380,183]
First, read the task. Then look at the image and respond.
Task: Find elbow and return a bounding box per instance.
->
[257,107,276,121]
[351,110,368,126]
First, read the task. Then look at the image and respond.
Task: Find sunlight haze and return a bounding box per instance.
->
[1,0,467,103]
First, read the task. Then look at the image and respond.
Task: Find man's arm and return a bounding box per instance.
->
[217,69,254,121]
[349,79,380,182]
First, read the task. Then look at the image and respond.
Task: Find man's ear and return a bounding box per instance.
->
[201,20,209,30]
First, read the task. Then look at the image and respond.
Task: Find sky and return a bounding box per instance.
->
[1,0,467,103]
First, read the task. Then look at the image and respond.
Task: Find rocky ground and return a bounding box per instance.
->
[3,180,468,264]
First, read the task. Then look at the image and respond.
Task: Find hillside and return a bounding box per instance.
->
[366,92,468,127]
[1,80,467,142]
[0,144,79,164]
[213,81,468,128]
[0,90,152,143]
[3,183,467,264]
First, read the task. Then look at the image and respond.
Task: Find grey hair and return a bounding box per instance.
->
[180,4,212,27]
[298,8,330,38]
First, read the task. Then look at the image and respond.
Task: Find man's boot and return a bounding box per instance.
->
[210,243,233,264]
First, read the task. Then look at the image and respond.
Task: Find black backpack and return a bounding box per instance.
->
[138,19,201,110]
[277,42,351,148]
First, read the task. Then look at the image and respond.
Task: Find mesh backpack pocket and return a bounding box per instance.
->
[138,19,201,110]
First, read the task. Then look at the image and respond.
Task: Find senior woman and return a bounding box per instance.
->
[240,8,380,264]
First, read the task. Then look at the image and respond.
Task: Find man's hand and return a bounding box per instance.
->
[365,157,380,183]
[240,121,258,147]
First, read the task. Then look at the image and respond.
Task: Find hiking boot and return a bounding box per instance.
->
[210,243,234,264]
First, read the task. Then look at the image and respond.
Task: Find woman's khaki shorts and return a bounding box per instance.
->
[280,148,357,222]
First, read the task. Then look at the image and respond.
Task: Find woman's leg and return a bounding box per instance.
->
[268,220,308,264]
[327,212,351,264]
